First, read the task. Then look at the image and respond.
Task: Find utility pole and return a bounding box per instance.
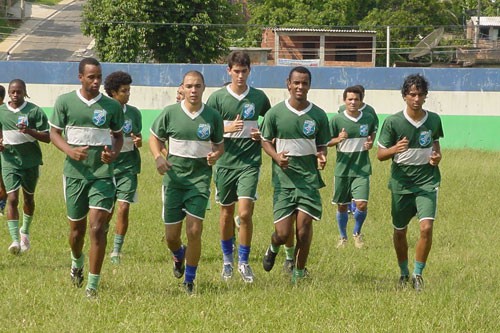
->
[474,0,481,47]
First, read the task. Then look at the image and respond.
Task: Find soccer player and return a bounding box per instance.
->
[175,84,184,103]
[206,51,271,283]
[328,86,377,249]
[338,84,378,214]
[49,58,124,298]
[261,66,329,283]
[104,71,142,264]
[0,85,7,216]
[0,79,50,254]
[377,74,443,292]
[149,70,224,295]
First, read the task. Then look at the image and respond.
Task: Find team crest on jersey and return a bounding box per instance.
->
[93,109,107,126]
[359,124,369,137]
[303,120,316,136]
[419,130,432,146]
[123,119,132,134]
[242,103,256,119]
[17,115,29,127]
[197,124,211,140]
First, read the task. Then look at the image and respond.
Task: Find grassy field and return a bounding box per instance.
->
[0,146,497,332]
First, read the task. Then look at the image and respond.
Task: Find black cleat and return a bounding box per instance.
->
[183,282,195,296]
[398,275,410,288]
[262,247,277,272]
[70,267,84,288]
[412,274,424,292]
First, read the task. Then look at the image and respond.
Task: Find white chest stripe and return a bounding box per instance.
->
[2,130,37,144]
[394,147,432,165]
[121,137,135,152]
[66,126,112,146]
[223,120,258,139]
[276,138,317,156]
[168,137,212,158]
[338,137,367,153]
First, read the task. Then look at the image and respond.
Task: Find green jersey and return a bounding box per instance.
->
[150,101,224,189]
[206,85,270,169]
[378,110,444,194]
[114,104,142,176]
[338,103,379,130]
[261,100,330,190]
[50,90,124,179]
[330,111,377,177]
[0,101,49,169]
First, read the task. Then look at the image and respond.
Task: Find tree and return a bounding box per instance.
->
[82,0,244,63]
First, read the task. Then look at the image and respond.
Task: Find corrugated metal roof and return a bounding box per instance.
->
[470,16,500,26]
[267,27,376,34]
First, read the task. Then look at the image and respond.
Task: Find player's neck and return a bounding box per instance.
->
[229,83,248,95]
[80,88,99,101]
[288,98,309,111]
[183,100,202,113]
[9,100,24,108]
[346,109,360,118]
[405,107,425,121]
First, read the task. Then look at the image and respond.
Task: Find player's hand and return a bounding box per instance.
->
[338,128,348,141]
[250,128,262,141]
[364,135,374,150]
[207,151,220,166]
[101,146,117,164]
[229,114,244,133]
[429,150,441,166]
[317,151,327,170]
[131,133,142,148]
[155,156,172,175]
[277,151,289,169]
[70,145,89,161]
[394,136,409,153]
[17,123,31,134]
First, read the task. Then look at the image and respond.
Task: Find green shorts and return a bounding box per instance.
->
[64,176,116,221]
[391,189,438,230]
[2,166,39,194]
[332,176,370,205]
[214,166,259,205]
[273,187,322,223]
[162,185,210,224]
[115,173,138,203]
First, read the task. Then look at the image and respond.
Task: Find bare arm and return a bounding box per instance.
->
[377,136,409,161]
[316,145,327,170]
[102,131,123,164]
[262,139,289,169]
[207,142,224,166]
[149,134,171,175]
[17,125,50,143]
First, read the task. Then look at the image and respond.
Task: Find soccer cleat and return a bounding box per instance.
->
[183,282,195,296]
[238,263,254,283]
[20,232,31,252]
[172,245,186,279]
[221,263,233,281]
[283,259,294,275]
[85,288,98,299]
[398,275,410,288]
[110,252,121,264]
[262,247,277,272]
[353,233,364,249]
[8,241,20,255]
[70,267,84,288]
[336,238,348,249]
[412,274,424,292]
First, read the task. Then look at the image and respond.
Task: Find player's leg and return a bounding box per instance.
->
[391,192,415,287]
[283,228,295,274]
[237,198,255,282]
[163,186,186,280]
[0,170,7,215]
[19,167,39,252]
[352,177,370,248]
[4,168,21,254]
[332,176,350,248]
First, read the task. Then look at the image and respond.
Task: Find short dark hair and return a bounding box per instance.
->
[228,51,251,69]
[352,84,365,100]
[288,66,312,84]
[79,57,100,74]
[8,79,29,98]
[183,70,205,85]
[401,74,429,97]
[104,71,132,97]
[343,85,363,101]
[0,85,5,100]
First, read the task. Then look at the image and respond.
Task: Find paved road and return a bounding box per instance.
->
[8,0,94,61]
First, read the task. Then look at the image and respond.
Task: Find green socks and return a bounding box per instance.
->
[413,261,426,276]
[284,245,295,261]
[20,214,33,235]
[7,220,19,242]
[113,234,124,253]
[71,252,85,269]
[87,273,100,291]
[399,259,410,276]
[270,243,280,254]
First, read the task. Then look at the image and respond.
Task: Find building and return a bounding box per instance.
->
[261,28,377,67]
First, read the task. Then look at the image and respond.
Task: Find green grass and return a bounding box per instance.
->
[0,147,497,332]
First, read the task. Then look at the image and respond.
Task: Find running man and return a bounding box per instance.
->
[50,57,124,298]
[149,70,224,295]
[328,86,377,249]
[0,79,50,254]
[206,51,271,283]
[377,74,443,291]
[261,66,329,283]
[0,85,7,216]
[104,71,142,264]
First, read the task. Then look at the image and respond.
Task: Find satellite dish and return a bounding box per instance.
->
[409,27,444,60]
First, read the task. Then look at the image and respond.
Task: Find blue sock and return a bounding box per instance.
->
[399,259,409,276]
[221,239,234,264]
[184,265,197,283]
[413,261,426,276]
[353,209,367,235]
[172,245,185,261]
[238,244,250,264]
[336,211,348,239]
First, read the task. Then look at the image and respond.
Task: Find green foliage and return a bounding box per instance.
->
[82,0,244,63]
